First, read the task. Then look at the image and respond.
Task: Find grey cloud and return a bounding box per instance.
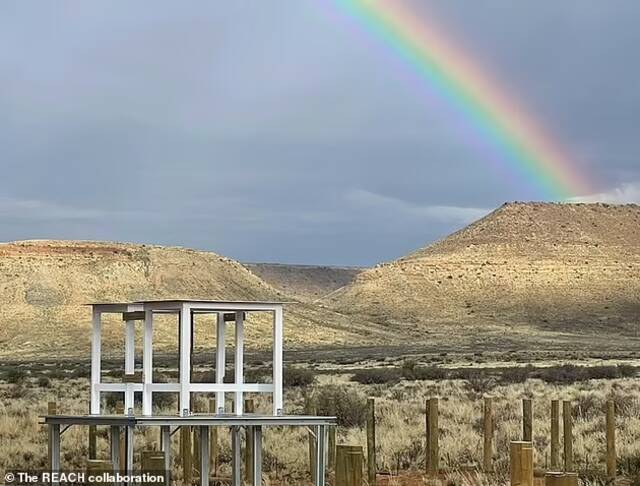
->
[0,1,639,265]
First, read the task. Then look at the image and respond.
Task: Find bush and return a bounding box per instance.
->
[411,366,448,381]
[7,368,27,384]
[351,368,402,385]
[284,367,315,387]
[71,367,91,379]
[37,376,51,388]
[314,385,368,427]
[499,365,534,384]
[537,364,622,384]
[464,370,496,395]
[617,364,637,378]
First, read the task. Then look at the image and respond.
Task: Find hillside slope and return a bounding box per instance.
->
[326,203,640,347]
[244,263,362,301]
[0,241,386,359]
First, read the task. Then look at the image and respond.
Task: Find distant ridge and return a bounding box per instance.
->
[326,202,640,342]
[244,262,363,301]
[0,240,386,359]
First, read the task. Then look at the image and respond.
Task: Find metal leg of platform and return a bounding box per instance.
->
[125,426,134,475]
[199,426,210,486]
[252,426,262,486]
[50,424,61,485]
[314,425,326,486]
[161,426,171,485]
[110,426,121,473]
[231,426,241,486]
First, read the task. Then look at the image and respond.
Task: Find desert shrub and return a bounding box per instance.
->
[314,385,367,427]
[245,367,271,383]
[537,364,622,384]
[47,369,69,380]
[37,376,51,388]
[284,367,315,387]
[103,392,122,411]
[499,365,534,384]
[70,367,90,379]
[617,364,637,378]
[153,393,177,412]
[351,368,402,385]
[463,370,496,395]
[411,366,448,381]
[7,368,27,384]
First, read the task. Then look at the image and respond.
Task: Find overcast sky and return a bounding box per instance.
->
[1,1,639,265]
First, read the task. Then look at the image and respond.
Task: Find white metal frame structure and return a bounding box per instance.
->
[90,299,285,417]
[43,298,334,486]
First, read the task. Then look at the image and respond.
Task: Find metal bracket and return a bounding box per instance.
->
[60,425,73,436]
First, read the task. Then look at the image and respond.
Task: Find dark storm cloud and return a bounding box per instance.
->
[1,1,638,265]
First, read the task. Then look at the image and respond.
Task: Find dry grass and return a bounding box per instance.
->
[2,371,640,485]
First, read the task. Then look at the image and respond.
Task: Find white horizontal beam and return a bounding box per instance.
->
[142,302,282,313]
[189,383,274,393]
[96,383,143,393]
[148,383,181,392]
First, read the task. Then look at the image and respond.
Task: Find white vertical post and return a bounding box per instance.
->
[200,425,210,486]
[215,312,226,414]
[314,425,326,486]
[125,317,136,414]
[142,309,153,416]
[234,311,244,416]
[51,424,61,479]
[125,384,134,414]
[90,307,102,414]
[125,320,135,374]
[272,306,284,416]
[180,304,192,416]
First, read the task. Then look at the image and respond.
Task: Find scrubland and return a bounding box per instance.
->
[1,362,639,485]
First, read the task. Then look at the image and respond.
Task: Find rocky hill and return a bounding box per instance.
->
[0,241,386,360]
[326,203,640,349]
[244,263,362,301]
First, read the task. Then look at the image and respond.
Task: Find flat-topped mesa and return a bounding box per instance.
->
[409,202,640,259]
[327,202,640,331]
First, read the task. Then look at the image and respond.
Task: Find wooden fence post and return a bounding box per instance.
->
[366,398,376,485]
[336,445,363,486]
[563,401,573,472]
[510,441,533,486]
[245,399,255,483]
[483,397,493,472]
[522,399,532,442]
[181,425,192,485]
[550,400,560,470]
[426,398,439,477]
[606,400,616,479]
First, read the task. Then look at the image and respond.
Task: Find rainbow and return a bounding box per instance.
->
[331,0,592,200]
